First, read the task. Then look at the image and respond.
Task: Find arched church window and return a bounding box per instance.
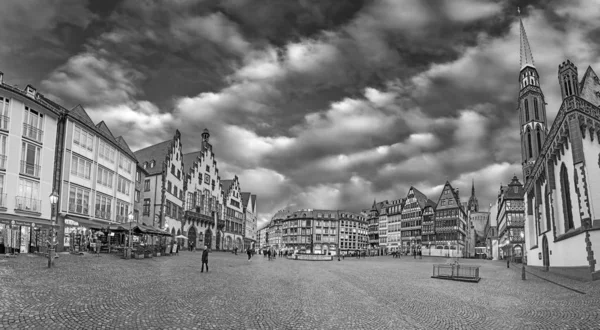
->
[567,76,573,96]
[534,98,539,119]
[525,100,530,122]
[560,163,574,231]
[527,128,533,158]
[564,78,570,97]
[544,185,551,231]
[536,127,542,154]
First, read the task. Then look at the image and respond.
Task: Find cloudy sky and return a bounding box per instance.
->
[2,0,599,228]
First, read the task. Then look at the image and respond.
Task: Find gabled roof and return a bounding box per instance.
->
[579,66,600,106]
[221,180,233,193]
[95,121,117,144]
[251,194,257,211]
[241,192,251,209]
[133,140,172,175]
[410,187,429,209]
[115,136,137,160]
[182,151,202,173]
[69,104,97,131]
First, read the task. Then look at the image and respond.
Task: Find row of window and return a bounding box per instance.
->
[74,124,133,174]
[67,184,130,221]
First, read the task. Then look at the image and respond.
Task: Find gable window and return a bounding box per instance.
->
[560,163,574,231]
[73,124,93,151]
[206,165,210,172]
[198,174,202,185]
[0,97,9,130]
[143,162,148,169]
[150,161,155,168]
[23,107,44,143]
[71,155,92,180]
[144,179,150,191]
[68,184,90,215]
[97,166,114,188]
[95,194,112,220]
[21,141,41,177]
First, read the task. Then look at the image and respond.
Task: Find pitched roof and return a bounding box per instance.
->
[251,194,257,210]
[241,192,251,209]
[221,180,233,193]
[502,175,525,199]
[114,136,137,160]
[69,104,97,131]
[133,140,172,175]
[182,151,201,173]
[578,66,600,106]
[95,121,117,144]
[410,187,429,209]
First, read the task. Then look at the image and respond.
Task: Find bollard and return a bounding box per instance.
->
[522,263,526,280]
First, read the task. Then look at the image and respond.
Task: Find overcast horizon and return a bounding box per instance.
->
[2,0,599,229]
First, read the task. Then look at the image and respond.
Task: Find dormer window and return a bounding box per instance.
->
[143,162,148,169]
[595,91,600,98]
[594,76,600,84]
[150,160,155,168]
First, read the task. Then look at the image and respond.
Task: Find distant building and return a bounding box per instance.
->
[429,182,467,257]
[486,201,499,260]
[385,198,405,253]
[497,176,525,261]
[241,192,257,250]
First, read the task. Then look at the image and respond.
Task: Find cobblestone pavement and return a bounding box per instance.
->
[1,252,600,330]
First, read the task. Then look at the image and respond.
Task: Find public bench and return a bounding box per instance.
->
[432,263,480,283]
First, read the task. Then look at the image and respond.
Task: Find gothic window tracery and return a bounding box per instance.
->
[560,163,574,232]
[534,98,539,119]
[525,100,530,122]
[527,128,533,158]
[536,126,542,154]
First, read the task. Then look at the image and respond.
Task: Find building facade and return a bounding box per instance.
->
[469,211,490,258]
[386,199,404,253]
[519,17,600,280]
[0,76,63,254]
[221,177,244,251]
[486,200,500,260]
[400,187,431,255]
[428,182,467,257]
[55,105,138,252]
[134,131,186,242]
[241,192,257,250]
[276,208,367,255]
[180,129,223,250]
[497,176,525,261]
[378,206,387,253]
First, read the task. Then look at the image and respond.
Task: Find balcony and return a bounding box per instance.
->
[0,115,8,130]
[0,155,5,170]
[20,161,40,177]
[15,196,41,213]
[68,202,89,216]
[23,123,44,142]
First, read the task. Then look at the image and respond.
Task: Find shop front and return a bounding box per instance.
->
[0,216,57,254]
[58,216,106,252]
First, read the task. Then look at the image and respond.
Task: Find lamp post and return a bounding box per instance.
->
[521,231,526,280]
[447,241,450,258]
[127,212,134,259]
[48,190,59,268]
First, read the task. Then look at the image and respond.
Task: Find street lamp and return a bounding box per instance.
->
[521,231,526,280]
[127,212,134,259]
[447,241,450,258]
[48,190,59,268]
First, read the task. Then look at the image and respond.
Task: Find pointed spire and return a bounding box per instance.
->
[471,178,475,196]
[519,8,535,70]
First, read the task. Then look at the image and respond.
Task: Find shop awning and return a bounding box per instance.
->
[0,213,58,228]
[64,216,106,230]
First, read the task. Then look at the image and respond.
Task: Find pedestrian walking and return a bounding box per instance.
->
[201,246,209,273]
[247,248,252,261]
[267,249,271,261]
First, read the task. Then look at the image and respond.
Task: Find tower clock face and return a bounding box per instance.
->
[205,174,211,184]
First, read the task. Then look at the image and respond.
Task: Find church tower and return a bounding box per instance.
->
[467,179,479,212]
[518,11,549,184]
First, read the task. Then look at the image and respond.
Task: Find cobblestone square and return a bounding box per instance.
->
[1,253,600,330]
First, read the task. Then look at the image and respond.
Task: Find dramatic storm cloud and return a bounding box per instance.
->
[7,0,600,227]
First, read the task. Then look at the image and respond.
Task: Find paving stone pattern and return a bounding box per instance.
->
[1,253,600,329]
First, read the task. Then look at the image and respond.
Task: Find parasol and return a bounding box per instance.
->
[175,235,188,239]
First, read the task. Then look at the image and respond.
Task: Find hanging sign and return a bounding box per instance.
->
[65,219,80,226]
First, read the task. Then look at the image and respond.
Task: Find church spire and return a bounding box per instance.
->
[471,178,475,197]
[519,7,535,70]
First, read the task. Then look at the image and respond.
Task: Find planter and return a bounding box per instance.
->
[134,253,145,259]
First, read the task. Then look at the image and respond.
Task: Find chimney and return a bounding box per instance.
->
[455,188,459,197]
[25,85,37,99]
[0,71,3,84]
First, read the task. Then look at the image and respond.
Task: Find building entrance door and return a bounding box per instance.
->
[188,226,197,250]
[542,235,550,271]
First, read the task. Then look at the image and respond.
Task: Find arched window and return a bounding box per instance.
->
[536,127,542,154]
[525,100,530,122]
[568,75,573,96]
[560,163,574,231]
[534,98,539,119]
[527,128,533,158]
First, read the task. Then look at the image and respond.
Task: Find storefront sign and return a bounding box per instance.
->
[0,219,52,228]
[65,219,80,227]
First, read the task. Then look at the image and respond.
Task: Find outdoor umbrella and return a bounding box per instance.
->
[175,235,188,239]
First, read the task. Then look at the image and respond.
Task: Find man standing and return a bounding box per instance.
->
[201,246,209,273]
[247,247,252,262]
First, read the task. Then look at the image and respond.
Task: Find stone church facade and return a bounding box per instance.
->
[519,17,600,280]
